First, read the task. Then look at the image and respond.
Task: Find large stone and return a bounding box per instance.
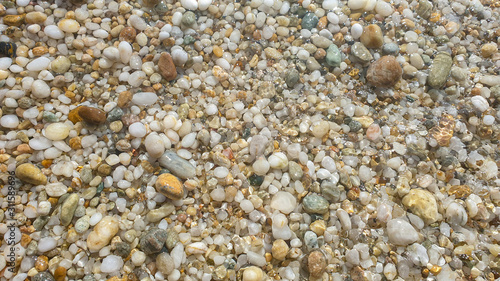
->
[360,24,384,49]
[139,228,168,255]
[366,55,402,88]
[16,163,47,185]
[402,189,439,224]
[86,216,119,252]
[158,52,177,81]
[428,52,452,88]
[158,151,196,179]
[386,219,419,246]
[155,173,185,200]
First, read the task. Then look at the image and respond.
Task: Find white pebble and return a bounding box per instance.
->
[0,115,19,128]
[270,191,297,214]
[129,122,147,138]
[253,157,270,175]
[181,0,198,10]
[145,133,165,158]
[132,92,158,106]
[100,255,124,273]
[44,25,65,39]
[351,23,363,39]
[471,95,489,112]
[268,152,288,169]
[26,57,51,72]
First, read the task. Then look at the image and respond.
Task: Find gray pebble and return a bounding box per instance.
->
[60,193,79,226]
[302,13,319,30]
[75,215,90,233]
[158,150,196,179]
[285,68,300,88]
[139,227,168,255]
[382,43,400,55]
[428,52,452,88]
[325,44,342,67]
[350,42,373,65]
[32,272,55,281]
[288,161,303,181]
[302,193,329,214]
[181,11,196,26]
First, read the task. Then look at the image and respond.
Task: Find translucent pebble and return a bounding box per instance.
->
[214,167,229,178]
[351,23,363,39]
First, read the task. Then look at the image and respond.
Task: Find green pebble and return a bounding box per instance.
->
[301,13,319,30]
[43,111,59,123]
[248,174,264,186]
[348,120,362,132]
[75,216,90,234]
[325,44,342,67]
[285,68,300,88]
[302,193,329,214]
[181,11,196,26]
[183,35,196,45]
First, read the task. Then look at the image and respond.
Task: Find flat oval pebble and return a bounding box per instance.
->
[44,123,70,141]
[78,106,107,125]
[58,19,80,33]
[16,163,47,185]
[155,173,184,200]
[131,92,158,106]
[158,150,196,179]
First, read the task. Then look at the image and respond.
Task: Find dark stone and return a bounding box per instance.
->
[115,242,132,258]
[139,228,168,255]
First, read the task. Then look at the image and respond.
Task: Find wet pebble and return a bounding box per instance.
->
[158,150,196,179]
[302,193,329,214]
[366,55,402,88]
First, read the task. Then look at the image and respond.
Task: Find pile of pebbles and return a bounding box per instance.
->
[0,0,499,280]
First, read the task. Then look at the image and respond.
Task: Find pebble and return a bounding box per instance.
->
[139,228,168,254]
[351,42,373,64]
[129,122,147,138]
[31,80,51,98]
[302,193,329,214]
[416,0,432,19]
[402,189,438,224]
[186,242,208,255]
[181,11,196,26]
[302,13,319,30]
[86,216,119,252]
[360,24,384,49]
[288,161,303,180]
[155,173,184,200]
[60,193,79,226]
[471,95,489,112]
[268,152,288,169]
[272,239,289,260]
[15,163,47,185]
[386,219,419,246]
[0,115,19,128]
[428,52,453,88]
[50,56,71,73]
[3,14,25,26]
[481,43,497,58]
[270,191,297,214]
[27,57,50,72]
[58,19,80,33]
[77,106,107,125]
[156,253,175,275]
[285,68,300,87]
[26,11,47,24]
[308,250,327,278]
[44,123,70,141]
[158,52,177,81]
[382,42,400,55]
[242,266,264,281]
[325,44,342,67]
[100,255,124,273]
[366,56,402,88]
[159,151,196,179]
[253,157,270,175]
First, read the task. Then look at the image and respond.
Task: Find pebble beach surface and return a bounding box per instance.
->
[0,0,499,280]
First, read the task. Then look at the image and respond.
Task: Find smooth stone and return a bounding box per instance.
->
[288,161,303,180]
[302,194,329,214]
[156,253,175,275]
[285,68,300,87]
[186,242,208,255]
[145,133,165,158]
[416,0,432,19]
[252,157,270,176]
[382,42,400,55]
[428,52,452,88]
[325,44,342,67]
[320,180,341,202]
[131,92,158,106]
[58,19,80,33]
[242,266,264,281]
[155,173,184,200]
[402,189,438,224]
[302,13,319,30]
[26,11,47,24]
[308,250,327,278]
[366,55,402,88]
[75,216,90,233]
[50,56,71,73]
[139,228,168,254]
[44,123,70,141]
[360,24,384,48]
[86,216,119,252]
[272,239,289,261]
[268,152,289,169]
[158,150,196,179]
[0,115,19,128]
[350,42,373,64]
[146,203,175,222]
[270,191,297,214]
[31,80,51,98]
[78,106,107,125]
[386,219,419,246]
[158,52,177,81]
[16,163,47,185]
[60,193,79,226]
[181,11,196,26]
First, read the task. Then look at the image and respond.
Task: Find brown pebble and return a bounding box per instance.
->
[26,11,47,24]
[366,55,402,88]
[3,14,25,26]
[308,250,327,278]
[119,26,137,42]
[32,46,49,56]
[272,239,289,261]
[314,48,326,60]
[15,163,47,185]
[155,173,184,200]
[158,52,177,81]
[35,255,49,271]
[117,90,132,107]
[54,266,67,281]
[69,137,82,149]
[97,164,112,176]
[78,106,107,125]
[481,43,497,58]
[360,24,384,49]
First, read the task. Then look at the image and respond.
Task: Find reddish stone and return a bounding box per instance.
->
[366,55,402,88]
[158,52,177,81]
